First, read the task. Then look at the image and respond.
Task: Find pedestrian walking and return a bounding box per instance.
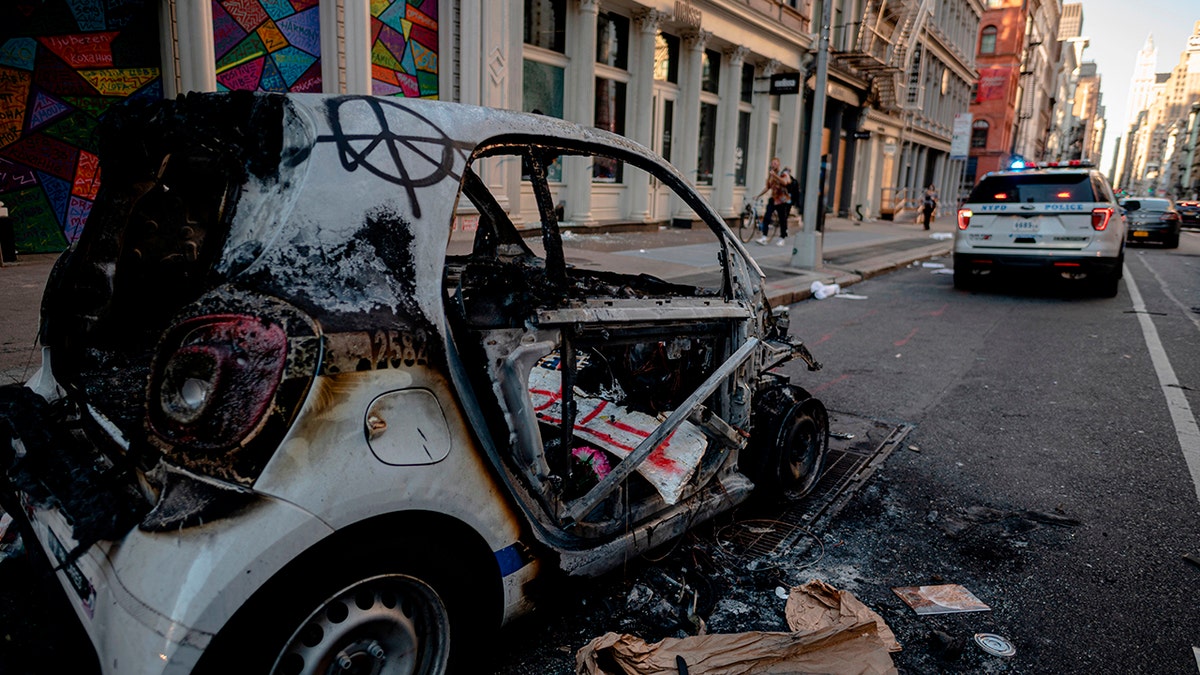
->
[921,184,938,230]
[754,157,790,246]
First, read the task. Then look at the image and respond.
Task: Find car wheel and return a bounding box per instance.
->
[953,266,977,291]
[273,574,449,675]
[1165,233,1180,249]
[748,386,828,499]
[1095,270,1120,298]
[195,524,491,675]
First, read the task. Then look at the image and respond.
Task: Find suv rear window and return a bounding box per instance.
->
[967,173,1096,204]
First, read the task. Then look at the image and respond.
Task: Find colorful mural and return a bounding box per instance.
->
[213,0,322,93]
[0,0,162,253]
[370,0,438,98]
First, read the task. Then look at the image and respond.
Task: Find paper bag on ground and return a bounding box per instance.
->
[786,579,902,652]
[576,621,896,675]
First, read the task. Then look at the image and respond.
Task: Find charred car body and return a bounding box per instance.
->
[0,92,827,674]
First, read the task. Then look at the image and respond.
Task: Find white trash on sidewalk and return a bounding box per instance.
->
[810,281,840,300]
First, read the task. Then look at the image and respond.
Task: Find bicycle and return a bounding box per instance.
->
[737,197,781,243]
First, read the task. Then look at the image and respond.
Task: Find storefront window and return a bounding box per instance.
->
[697,102,718,185]
[525,0,565,52]
[594,78,627,182]
[701,50,721,94]
[735,111,751,186]
[654,32,679,83]
[741,63,755,103]
[661,99,674,161]
[597,12,628,69]
[523,59,564,180]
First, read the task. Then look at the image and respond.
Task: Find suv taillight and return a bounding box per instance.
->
[1091,207,1114,231]
[957,209,972,230]
[149,315,287,450]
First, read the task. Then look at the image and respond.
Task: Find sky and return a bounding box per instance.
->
[1075,0,1199,170]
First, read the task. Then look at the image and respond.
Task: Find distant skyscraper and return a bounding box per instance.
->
[1058,3,1082,40]
[1126,35,1158,126]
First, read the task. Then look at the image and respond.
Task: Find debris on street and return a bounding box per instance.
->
[921,262,946,269]
[891,584,991,615]
[576,580,900,675]
[785,579,902,652]
[973,633,1016,657]
[811,281,841,299]
[575,622,896,675]
[0,508,23,563]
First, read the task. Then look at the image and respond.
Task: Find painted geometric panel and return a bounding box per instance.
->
[213,0,322,93]
[370,0,438,98]
[0,0,162,253]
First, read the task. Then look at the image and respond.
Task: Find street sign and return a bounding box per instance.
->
[770,73,800,95]
[950,112,972,160]
[853,130,871,140]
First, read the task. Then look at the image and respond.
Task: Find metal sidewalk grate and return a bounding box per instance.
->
[721,411,913,566]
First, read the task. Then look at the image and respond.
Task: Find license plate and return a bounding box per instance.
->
[1013,221,1039,231]
[1133,231,1149,237]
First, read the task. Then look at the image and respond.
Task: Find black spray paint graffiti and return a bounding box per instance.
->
[316,97,471,219]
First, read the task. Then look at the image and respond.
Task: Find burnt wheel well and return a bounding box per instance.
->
[195,510,504,673]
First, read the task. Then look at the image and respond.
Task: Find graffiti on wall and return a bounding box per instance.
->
[0,0,162,252]
[213,0,323,93]
[370,0,437,98]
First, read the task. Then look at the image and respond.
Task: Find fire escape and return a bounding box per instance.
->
[834,0,935,217]
[835,0,935,113]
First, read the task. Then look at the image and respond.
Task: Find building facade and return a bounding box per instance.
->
[1118,22,1200,195]
[965,0,1060,183]
[2,0,984,253]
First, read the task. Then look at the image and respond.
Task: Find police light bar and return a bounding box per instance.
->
[1009,159,1095,170]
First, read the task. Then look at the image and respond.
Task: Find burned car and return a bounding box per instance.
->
[0,92,827,674]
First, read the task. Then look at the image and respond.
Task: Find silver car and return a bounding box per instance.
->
[954,164,1126,296]
[0,92,828,674]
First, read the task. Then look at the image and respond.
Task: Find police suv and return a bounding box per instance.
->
[954,161,1125,296]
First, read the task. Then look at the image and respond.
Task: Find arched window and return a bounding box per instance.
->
[971,120,989,148]
[980,26,998,55]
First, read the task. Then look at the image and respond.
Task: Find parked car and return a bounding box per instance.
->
[954,162,1126,296]
[0,92,828,674]
[1120,197,1182,248]
[1170,199,1198,230]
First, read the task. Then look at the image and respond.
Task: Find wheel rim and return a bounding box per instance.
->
[272,574,450,675]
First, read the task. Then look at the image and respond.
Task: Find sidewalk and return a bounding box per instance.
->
[0,214,954,383]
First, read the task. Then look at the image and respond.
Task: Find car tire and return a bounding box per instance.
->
[1095,270,1120,298]
[748,386,828,499]
[194,525,490,675]
[953,265,977,291]
[1165,233,1180,249]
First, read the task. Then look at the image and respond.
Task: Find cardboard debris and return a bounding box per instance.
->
[576,622,896,675]
[577,581,898,675]
[786,579,902,653]
[528,358,707,505]
[892,584,991,615]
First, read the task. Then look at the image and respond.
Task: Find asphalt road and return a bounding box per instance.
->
[489,232,1200,674]
[4,233,1199,674]
[767,231,1200,673]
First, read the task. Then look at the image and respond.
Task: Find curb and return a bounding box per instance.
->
[763,242,953,306]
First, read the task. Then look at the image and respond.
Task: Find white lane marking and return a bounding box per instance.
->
[1137,252,1200,334]
[1124,264,1200,505]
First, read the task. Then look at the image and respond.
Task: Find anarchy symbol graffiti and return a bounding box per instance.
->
[317,97,468,219]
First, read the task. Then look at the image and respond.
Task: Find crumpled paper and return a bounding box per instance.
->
[786,579,901,652]
[576,580,898,675]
